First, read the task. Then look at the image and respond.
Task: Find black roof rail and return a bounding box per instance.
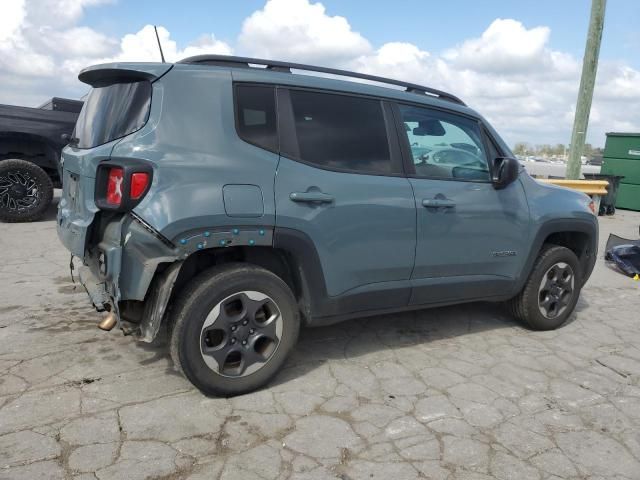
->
[177,55,466,106]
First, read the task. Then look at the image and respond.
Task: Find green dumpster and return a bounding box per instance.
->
[616,183,640,210]
[603,132,640,160]
[601,158,640,184]
[602,132,640,211]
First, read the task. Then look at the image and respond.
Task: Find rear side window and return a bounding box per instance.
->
[289,90,391,174]
[75,81,151,149]
[235,85,278,152]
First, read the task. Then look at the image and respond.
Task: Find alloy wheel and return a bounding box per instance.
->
[538,262,575,319]
[0,170,40,212]
[200,291,283,377]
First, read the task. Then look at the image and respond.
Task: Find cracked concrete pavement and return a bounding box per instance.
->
[1,195,639,479]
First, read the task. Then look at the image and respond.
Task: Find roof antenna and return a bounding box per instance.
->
[153,25,166,63]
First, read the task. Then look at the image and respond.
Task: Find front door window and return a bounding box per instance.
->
[398,104,491,182]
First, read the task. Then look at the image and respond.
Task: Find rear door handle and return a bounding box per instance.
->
[290,192,334,203]
[422,198,456,208]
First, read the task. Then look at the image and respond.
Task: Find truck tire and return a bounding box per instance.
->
[169,263,300,396]
[509,245,582,330]
[0,159,53,223]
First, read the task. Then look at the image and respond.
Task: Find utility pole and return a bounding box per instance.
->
[566,0,606,179]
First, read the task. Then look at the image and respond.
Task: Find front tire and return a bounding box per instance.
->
[509,245,582,330]
[0,159,53,223]
[169,263,300,396]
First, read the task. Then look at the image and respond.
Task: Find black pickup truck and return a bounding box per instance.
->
[0,97,82,222]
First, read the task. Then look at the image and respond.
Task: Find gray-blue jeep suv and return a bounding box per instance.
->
[57,55,598,396]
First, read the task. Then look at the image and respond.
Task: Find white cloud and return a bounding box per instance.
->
[346,15,637,145]
[0,4,231,106]
[238,0,370,64]
[0,0,638,146]
[179,34,234,59]
[242,3,640,145]
[58,25,233,85]
[0,0,116,78]
[595,64,640,101]
[111,25,177,62]
[0,0,26,43]
[24,0,115,29]
[348,43,432,93]
[36,26,117,57]
[106,25,232,63]
[0,0,53,77]
[444,19,552,74]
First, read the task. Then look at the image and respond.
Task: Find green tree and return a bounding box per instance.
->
[513,142,529,156]
[539,144,552,157]
[553,144,566,157]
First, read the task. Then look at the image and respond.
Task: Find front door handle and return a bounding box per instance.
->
[422,198,456,208]
[290,191,334,203]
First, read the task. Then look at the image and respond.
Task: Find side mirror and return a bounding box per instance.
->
[492,157,519,189]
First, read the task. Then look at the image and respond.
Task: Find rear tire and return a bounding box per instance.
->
[0,159,53,223]
[169,263,300,397]
[509,245,582,330]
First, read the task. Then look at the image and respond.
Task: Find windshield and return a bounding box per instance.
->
[74,80,151,149]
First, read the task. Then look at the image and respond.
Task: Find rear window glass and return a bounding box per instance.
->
[235,85,278,152]
[289,90,391,174]
[74,80,152,149]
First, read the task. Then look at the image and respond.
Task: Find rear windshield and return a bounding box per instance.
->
[74,80,151,149]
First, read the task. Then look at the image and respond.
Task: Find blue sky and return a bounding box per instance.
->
[2,0,640,146]
[84,0,639,68]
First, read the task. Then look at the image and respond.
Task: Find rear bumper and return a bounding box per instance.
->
[56,168,99,257]
[69,218,125,325]
[76,263,112,312]
[62,213,181,339]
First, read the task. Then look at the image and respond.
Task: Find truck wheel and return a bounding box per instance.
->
[169,263,300,396]
[0,159,53,223]
[509,245,582,330]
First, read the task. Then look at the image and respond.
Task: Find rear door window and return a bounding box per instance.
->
[74,80,151,149]
[235,85,278,152]
[289,90,391,174]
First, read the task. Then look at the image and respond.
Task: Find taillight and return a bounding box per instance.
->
[95,160,153,211]
[130,172,150,200]
[106,167,124,206]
